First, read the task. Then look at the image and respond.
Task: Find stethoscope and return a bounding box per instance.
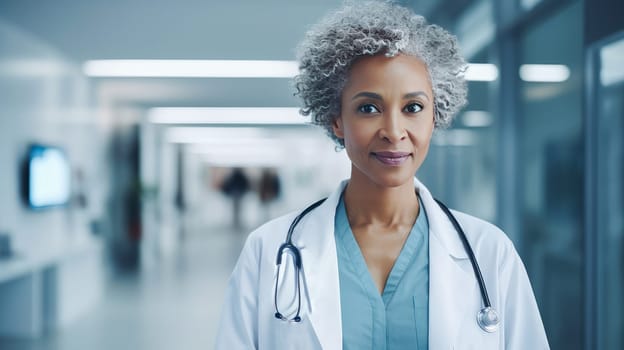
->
[273,197,501,333]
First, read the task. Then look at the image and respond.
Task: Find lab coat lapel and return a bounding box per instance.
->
[428,232,476,348]
[290,178,478,349]
[294,181,347,350]
[415,179,478,349]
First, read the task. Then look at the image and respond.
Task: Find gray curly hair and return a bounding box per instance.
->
[294,0,467,147]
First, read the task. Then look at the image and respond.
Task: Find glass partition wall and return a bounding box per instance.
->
[405,0,624,348]
[588,33,624,350]
[518,2,584,348]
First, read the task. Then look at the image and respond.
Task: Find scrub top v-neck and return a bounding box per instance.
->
[334,194,429,350]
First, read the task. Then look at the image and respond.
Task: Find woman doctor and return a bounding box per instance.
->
[216,1,549,349]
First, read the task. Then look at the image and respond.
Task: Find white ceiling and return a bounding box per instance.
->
[3,0,490,168]
[0,0,346,61]
[0,0,352,109]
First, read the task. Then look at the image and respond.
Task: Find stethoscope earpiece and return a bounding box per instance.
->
[274,312,302,323]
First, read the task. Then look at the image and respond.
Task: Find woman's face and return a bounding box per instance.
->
[333,54,435,188]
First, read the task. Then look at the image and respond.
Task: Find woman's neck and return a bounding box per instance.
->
[343,175,419,228]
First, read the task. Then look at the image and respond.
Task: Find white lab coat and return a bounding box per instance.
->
[216,178,549,349]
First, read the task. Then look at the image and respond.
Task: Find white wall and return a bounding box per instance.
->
[0,17,108,336]
[0,17,108,255]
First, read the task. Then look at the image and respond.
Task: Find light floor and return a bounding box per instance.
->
[0,224,247,350]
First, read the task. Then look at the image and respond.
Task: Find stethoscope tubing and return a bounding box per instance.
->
[433,199,492,308]
[283,197,327,249]
[274,195,499,332]
[274,198,326,322]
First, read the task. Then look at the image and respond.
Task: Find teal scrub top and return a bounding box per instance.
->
[334,194,429,350]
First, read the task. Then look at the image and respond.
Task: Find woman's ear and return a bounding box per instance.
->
[332,117,345,139]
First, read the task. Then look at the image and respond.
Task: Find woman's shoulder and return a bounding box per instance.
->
[246,195,335,245]
[450,210,507,236]
[242,209,304,253]
[448,209,517,258]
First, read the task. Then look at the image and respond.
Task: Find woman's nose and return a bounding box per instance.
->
[379,110,407,143]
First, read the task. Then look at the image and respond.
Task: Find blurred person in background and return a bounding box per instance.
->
[257,168,282,221]
[220,167,251,230]
[216,1,548,349]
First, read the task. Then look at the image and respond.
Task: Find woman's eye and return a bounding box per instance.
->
[404,103,423,113]
[357,104,380,114]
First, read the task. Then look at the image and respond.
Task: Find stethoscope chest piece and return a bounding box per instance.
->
[477,306,500,333]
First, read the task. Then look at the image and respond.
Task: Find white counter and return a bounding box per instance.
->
[0,237,105,338]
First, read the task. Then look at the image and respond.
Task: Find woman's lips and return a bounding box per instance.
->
[371,151,411,166]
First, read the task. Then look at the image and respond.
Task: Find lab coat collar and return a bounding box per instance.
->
[293,180,347,350]
[414,177,476,347]
[293,178,475,349]
[413,177,469,259]
[299,177,468,260]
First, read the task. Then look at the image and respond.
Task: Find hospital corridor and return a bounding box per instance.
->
[0,0,623,349]
[1,221,242,350]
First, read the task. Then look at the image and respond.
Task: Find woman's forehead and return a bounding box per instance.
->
[343,54,433,96]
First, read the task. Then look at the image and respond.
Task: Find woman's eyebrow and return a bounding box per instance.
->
[351,91,382,101]
[351,91,430,101]
[404,91,430,101]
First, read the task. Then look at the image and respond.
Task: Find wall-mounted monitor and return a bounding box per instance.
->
[23,144,71,209]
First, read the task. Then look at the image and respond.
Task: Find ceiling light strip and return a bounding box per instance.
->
[149,107,308,125]
[83,60,299,78]
[519,64,570,82]
[465,63,499,81]
[84,59,504,82]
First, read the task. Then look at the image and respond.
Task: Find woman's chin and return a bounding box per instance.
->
[367,172,415,189]
[350,162,417,189]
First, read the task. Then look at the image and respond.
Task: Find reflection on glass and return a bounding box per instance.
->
[521,0,542,11]
[455,0,494,59]
[519,64,571,82]
[418,49,497,223]
[598,35,624,350]
[519,2,583,349]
